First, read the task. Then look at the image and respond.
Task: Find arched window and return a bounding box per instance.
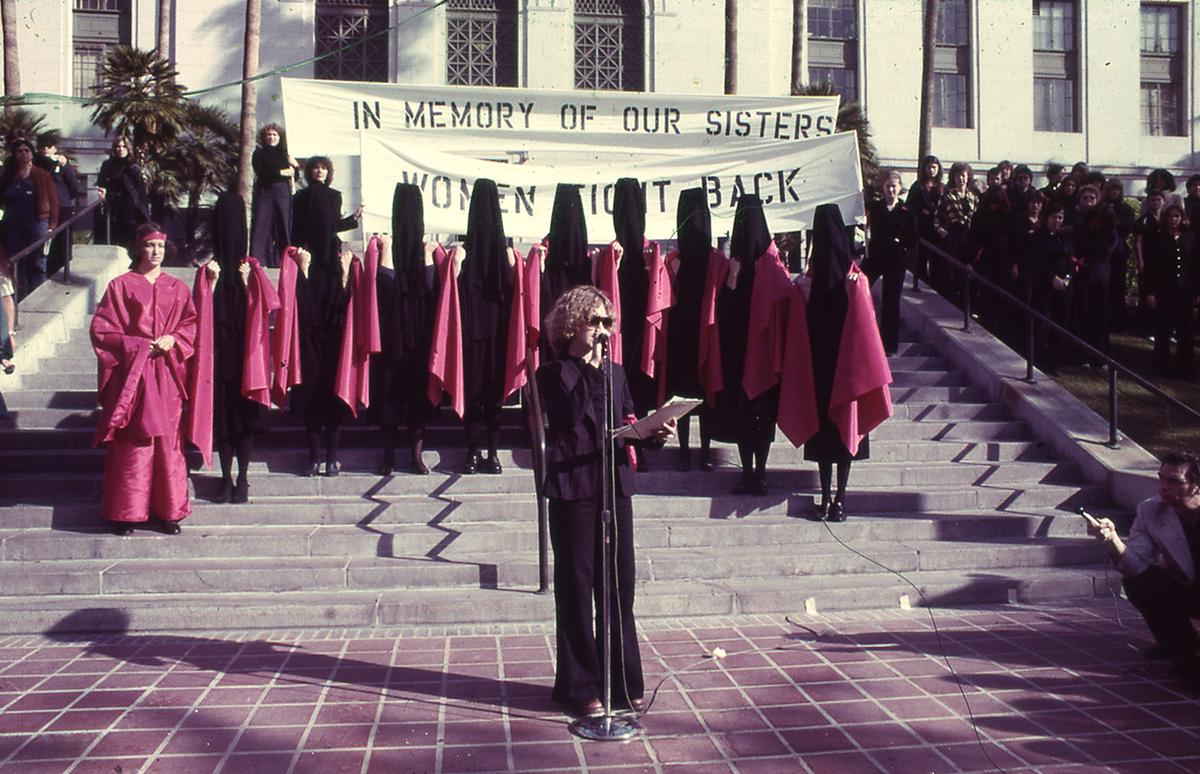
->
[574,0,643,91]
[446,0,518,86]
[315,0,389,82]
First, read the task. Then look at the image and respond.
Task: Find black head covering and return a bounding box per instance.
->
[729,194,771,290]
[612,178,646,259]
[676,186,712,259]
[461,179,512,340]
[391,183,425,278]
[212,191,247,287]
[808,203,854,299]
[546,183,590,291]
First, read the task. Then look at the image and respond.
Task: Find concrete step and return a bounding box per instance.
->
[0,564,1121,635]
[0,537,1107,598]
[1,455,1084,503]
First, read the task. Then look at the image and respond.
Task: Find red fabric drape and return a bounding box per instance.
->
[427,245,465,418]
[271,247,304,408]
[829,266,894,456]
[185,267,215,467]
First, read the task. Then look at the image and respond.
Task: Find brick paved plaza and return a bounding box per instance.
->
[0,601,1197,773]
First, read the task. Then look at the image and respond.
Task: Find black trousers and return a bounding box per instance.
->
[878,252,907,354]
[548,496,643,707]
[1152,293,1196,380]
[1124,566,1200,659]
[250,181,292,268]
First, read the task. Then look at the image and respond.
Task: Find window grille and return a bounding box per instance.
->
[807,0,857,103]
[574,0,644,91]
[1033,0,1078,132]
[447,0,517,86]
[72,0,129,98]
[315,0,389,82]
[1139,4,1184,135]
[933,0,971,128]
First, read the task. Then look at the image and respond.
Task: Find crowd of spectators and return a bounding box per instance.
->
[873,158,1200,381]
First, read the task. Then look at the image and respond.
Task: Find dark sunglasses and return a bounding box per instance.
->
[588,316,614,328]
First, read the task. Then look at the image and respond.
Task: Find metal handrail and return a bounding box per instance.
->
[522,345,551,594]
[7,198,103,284]
[919,238,1200,446]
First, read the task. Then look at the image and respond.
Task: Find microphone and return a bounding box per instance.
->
[596,331,610,343]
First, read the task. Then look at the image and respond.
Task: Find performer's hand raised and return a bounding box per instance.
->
[294,248,312,277]
[204,260,221,289]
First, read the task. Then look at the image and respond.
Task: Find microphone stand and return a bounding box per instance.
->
[569,335,642,742]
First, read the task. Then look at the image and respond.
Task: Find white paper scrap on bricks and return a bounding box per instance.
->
[282,77,841,157]
[358,131,864,240]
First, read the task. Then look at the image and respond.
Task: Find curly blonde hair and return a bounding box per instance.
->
[544,285,614,353]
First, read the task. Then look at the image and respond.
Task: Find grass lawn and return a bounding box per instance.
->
[1051,331,1200,459]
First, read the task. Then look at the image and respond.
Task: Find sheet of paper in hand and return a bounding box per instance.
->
[612,397,703,441]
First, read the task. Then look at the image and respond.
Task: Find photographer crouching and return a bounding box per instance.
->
[1088,451,1200,691]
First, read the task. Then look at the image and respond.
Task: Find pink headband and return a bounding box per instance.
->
[139,231,167,242]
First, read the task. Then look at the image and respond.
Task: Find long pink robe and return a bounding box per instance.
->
[92,271,198,523]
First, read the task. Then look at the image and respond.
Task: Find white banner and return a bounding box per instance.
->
[359,131,864,240]
[282,78,840,158]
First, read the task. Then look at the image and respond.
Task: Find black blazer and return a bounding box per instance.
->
[537,356,637,502]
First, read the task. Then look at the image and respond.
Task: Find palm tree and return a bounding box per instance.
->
[790,0,808,95]
[1,0,19,114]
[156,103,239,255]
[237,0,262,203]
[724,0,737,94]
[0,108,48,146]
[88,46,188,163]
[918,0,940,161]
[157,0,172,61]
[794,83,878,188]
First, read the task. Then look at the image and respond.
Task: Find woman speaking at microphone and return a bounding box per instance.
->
[538,285,674,718]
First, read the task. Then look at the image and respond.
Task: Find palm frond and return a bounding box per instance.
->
[794,82,879,188]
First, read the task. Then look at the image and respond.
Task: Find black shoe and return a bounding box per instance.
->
[214,479,233,504]
[325,461,341,477]
[110,522,134,537]
[815,500,831,522]
[379,451,394,476]
[231,480,249,504]
[161,520,182,535]
[698,453,715,472]
[829,501,846,523]
[637,457,650,473]
[677,450,692,472]
[483,455,502,474]
[463,452,482,475]
[410,456,431,475]
[733,475,754,495]
[305,462,321,477]
[573,698,604,718]
[751,475,768,496]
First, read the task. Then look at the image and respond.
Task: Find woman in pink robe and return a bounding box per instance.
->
[92,223,197,535]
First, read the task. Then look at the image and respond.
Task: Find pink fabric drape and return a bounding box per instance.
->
[428,245,465,418]
[829,266,894,456]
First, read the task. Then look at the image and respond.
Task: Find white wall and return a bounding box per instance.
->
[5,0,1196,182]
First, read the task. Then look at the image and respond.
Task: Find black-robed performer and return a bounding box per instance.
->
[712,195,778,495]
[210,192,273,503]
[806,204,873,522]
[459,179,514,474]
[371,184,439,474]
[613,179,656,421]
[290,156,360,476]
[538,284,673,718]
[664,187,715,471]
[545,183,592,308]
